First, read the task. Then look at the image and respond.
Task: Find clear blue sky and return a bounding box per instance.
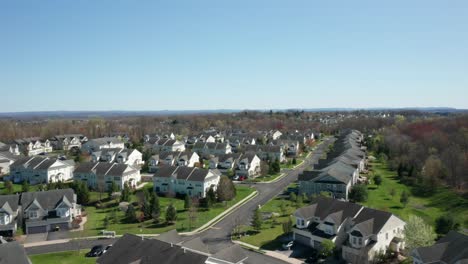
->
[1,0,467,112]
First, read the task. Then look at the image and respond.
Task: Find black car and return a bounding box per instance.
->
[86,245,104,257]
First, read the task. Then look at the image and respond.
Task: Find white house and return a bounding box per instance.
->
[193,142,232,156]
[81,137,125,153]
[13,138,53,156]
[148,151,199,172]
[74,162,141,191]
[92,148,143,167]
[293,197,405,264]
[235,153,261,178]
[153,166,220,198]
[9,156,74,185]
[411,231,468,264]
[50,134,87,151]
[0,142,21,175]
[150,138,186,153]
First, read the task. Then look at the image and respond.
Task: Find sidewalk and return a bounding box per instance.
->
[233,240,303,264]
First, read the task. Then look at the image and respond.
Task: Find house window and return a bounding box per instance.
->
[358,237,362,245]
[386,233,389,240]
[353,237,357,244]
[29,210,38,219]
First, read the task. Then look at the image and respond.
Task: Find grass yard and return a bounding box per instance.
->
[238,184,300,249]
[82,185,254,236]
[30,251,94,264]
[0,181,40,195]
[363,160,468,229]
[248,173,283,183]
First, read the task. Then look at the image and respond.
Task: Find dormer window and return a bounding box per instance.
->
[29,210,38,219]
[0,213,10,225]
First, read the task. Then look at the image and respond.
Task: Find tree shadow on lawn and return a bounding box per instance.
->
[368,187,378,190]
[260,233,290,251]
[390,205,403,210]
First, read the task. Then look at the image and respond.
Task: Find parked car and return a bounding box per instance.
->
[282,241,293,250]
[99,245,113,256]
[233,175,239,181]
[86,245,104,257]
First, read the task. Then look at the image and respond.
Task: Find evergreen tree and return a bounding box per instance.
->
[400,190,409,207]
[184,194,192,210]
[121,183,131,202]
[206,187,216,205]
[126,204,137,223]
[349,185,368,202]
[251,207,262,232]
[151,194,161,223]
[165,203,177,224]
[21,181,30,192]
[374,174,382,186]
[279,200,288,216]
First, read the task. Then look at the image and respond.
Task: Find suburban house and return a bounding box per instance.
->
[225,136,256,152]
[293,197,405,264]
[298,161,359,200]
[91,148,143,167]
[49,134,87,151]
[150,138,186,153]
[268,130,283,140]
[144,132,176,143]
[270,139,300,157]
[9,156,74,185]
[81,137,125,153]
[97,231,248,264]
[299,129,365,200]
[209,153,242,171]
[153,166,221,198]
[411,231,468,264]
[13,137,53,156]
[0,194,20,237]
[0,143,21,175]
[148,151,200,172]
[243,144,285,162]
[0,241,31,264]
[20,189,81,234]
[235,153,261,178]
[193,142,232,156]
[74,162,141,191]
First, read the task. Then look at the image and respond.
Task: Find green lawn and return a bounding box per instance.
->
[82,185,254,236]
[362,161,468,229]
[238,185,299,249]
[0,181,40,195]
[247,173,283,183]
[30,251,94,264]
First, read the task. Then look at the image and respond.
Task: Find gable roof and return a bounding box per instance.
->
[154,166,216,182]
[20,188,76,211]
[74,162,137,177]
[210,244,247,263]
[10,156,70,170]
[0,241,31,264]
[0,194,20,213]
[352,207,393,237]
[97,233,208,264]
[413,231,468,264]
[295,197,362,225]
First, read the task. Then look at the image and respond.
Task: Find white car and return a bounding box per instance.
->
[233,175,239,180]
[282,241,294,250]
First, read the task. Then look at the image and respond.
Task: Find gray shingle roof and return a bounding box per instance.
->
[20,188,76,211]
[97,233,208,264]
[0,241,31,264]
[413,231,468,263]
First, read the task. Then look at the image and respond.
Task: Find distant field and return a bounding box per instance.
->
[362,161,468,229]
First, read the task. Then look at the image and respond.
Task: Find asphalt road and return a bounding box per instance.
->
[193,137,335,253]
[25,138,334,264]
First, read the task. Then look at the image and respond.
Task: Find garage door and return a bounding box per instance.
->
[294,233,311,246]
[27,225,47,234]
